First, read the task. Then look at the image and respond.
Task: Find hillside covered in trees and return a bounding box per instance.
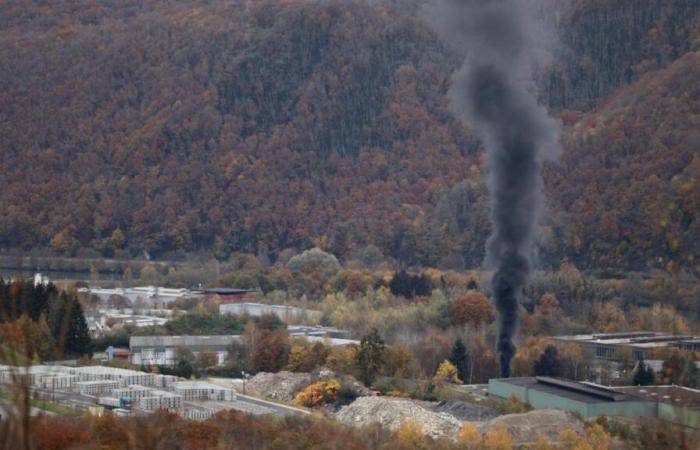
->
[1,0,699,273]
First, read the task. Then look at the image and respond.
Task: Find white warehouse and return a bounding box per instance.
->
[130,335,239,367]
[219,302,321,323]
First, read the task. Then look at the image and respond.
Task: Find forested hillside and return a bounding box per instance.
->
[1,0,699,273]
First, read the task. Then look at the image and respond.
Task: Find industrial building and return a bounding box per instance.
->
[219,302,322,323]
[79,286,196,307]
[550,331,700,360]
[80,286,257,307]
[192,288,257,303]
[489,377,700,428]
[130,335,239,366]
[288,325,359,346]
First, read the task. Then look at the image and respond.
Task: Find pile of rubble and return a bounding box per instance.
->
[245,371,312,402]
[335,396,463,440]
[478,409,585,444]
[245,368,370,402]
[430,400,499,421]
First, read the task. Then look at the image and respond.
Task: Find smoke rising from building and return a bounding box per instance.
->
[428,0,560,377]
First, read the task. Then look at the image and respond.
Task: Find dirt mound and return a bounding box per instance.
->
[335,396,462,440]
[478,409,584,444]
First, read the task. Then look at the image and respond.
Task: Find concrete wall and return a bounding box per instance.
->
[587,400,656,419]
[659,403,700,428]
[488,379,528,401]
[527,390,590,417]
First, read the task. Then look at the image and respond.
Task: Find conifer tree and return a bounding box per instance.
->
[633,359,655,386]
[449,338,469,384]
[356,328,385,386]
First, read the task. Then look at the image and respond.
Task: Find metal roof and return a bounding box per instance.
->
[193,288,256,295]
[500,377,631,404]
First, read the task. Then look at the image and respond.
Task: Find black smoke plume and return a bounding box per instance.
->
[428,0,560,377]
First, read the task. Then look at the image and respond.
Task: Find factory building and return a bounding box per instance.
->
[550,332,700,360]
[220,302,321,323]
[287,325,359,347]
[79,286,196,308]
[130,335,239,366]
[193,288,257,303]
[489,377,700,428]
[172,381,236,401]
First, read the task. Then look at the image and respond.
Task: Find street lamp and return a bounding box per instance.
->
[241,371,250,395]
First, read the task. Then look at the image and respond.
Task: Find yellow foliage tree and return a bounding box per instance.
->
[533,435,554,450]
[432,359,461,386]
[557,428,585,450]
[292,380,340,408]
[0,314,54,360]
[458,422,481,449]
[483,426,513,450]
[392,420,428,450]
[511,336,549,377]
[585,424,611,450]
[325,346,356,374]
[286,345,307,372]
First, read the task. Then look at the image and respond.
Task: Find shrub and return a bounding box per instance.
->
[293,380,341,408]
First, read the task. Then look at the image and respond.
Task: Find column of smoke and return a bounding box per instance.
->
[428,0,560,377]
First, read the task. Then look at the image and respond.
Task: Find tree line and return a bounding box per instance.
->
[0,279,91,360]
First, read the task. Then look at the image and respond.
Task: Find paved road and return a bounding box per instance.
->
[233,393,309,416]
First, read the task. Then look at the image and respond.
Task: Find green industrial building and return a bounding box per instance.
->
[488,377,700,428]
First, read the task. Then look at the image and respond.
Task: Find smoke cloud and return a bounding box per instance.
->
[427,0,560,377]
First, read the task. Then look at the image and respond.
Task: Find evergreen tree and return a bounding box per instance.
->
[683,358,700,389]
[65,295,91,357]
[412,273,433,297]
[449,338,469,384]
[633,359,655,386]
[355,328,386,386]
[534,345,563,377]
[389,271,413,298]
[49,292,91,357]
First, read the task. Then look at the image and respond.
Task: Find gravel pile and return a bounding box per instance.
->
[245,368,370,402]
[335,396,463,440]
[245,371,313,402]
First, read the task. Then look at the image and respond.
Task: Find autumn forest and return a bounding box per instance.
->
[1,0,699,274]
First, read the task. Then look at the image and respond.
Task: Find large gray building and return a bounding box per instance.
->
[550,331,700,360]
[130,335,240,366]
[219,302,322,323]
[489,376,700,428]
